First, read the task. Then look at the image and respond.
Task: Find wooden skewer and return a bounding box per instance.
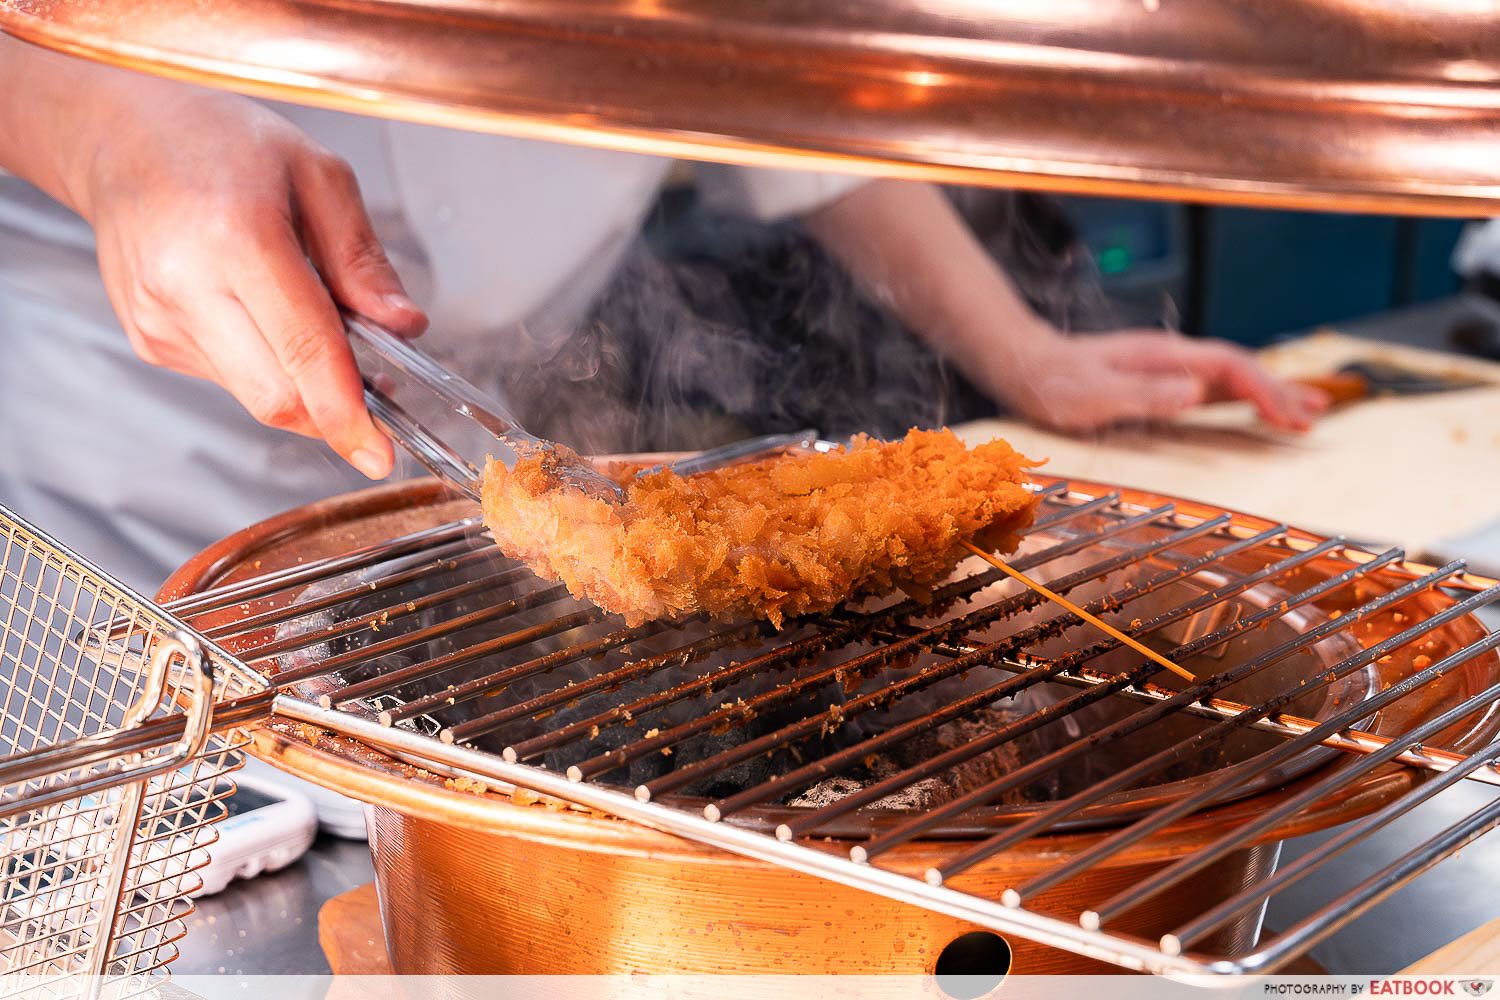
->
[958,540,1197,683]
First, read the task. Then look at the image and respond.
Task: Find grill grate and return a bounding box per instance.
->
[136,478,1500,977]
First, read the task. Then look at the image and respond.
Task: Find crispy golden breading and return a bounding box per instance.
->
[481,428,1039,626]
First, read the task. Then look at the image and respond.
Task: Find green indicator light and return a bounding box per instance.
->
[1098,246,1131,274]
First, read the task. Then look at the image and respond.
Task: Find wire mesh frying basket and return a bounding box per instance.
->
[0,503,265,992]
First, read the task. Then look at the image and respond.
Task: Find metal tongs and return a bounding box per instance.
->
[346,312,626,503]
[344,312,830,502]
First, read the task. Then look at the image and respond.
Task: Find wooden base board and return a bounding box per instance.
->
[319,883,392,975]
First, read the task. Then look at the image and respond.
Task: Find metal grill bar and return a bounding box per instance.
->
[1165,732,1500,953]
[1242,768,1500,972]
[243,566,538,661]
[914,634,1500,791]
[205,548,517,642]
[1083,680,1500,785]
[386,618,676,726]
[475,618,771,749]
[265,588,579,683]
[145,518,482,622]
[319,606,602,706]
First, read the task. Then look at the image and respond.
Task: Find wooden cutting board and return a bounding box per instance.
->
[956,331,1500,559]
[1403,915,1500,974]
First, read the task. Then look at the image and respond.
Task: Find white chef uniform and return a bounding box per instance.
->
[0,104,865,593]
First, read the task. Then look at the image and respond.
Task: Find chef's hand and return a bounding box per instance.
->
[997,330,1329,433]
[73,82,426,479]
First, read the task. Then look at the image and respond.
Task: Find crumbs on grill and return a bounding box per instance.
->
[481,427,1039,627]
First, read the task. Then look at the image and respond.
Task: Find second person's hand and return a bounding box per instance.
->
[997,330,1330,434]
[73,84,427,479]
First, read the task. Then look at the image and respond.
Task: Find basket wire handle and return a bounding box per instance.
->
[0,630,208,784]
[118,628,183,729]
[0,632,217,820]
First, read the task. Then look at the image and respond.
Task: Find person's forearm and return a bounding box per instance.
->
[802,178,1062,391]
[0,34,175,218]
[804,177,1327,432]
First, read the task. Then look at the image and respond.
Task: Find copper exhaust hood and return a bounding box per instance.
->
[4,0,1500,216]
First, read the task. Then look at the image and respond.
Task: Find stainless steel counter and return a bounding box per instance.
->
[175,836,374,975]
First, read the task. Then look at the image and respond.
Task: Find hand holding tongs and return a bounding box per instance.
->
[344,312,829,504]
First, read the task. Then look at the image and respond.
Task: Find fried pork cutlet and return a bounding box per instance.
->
[480,428,1039,627]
